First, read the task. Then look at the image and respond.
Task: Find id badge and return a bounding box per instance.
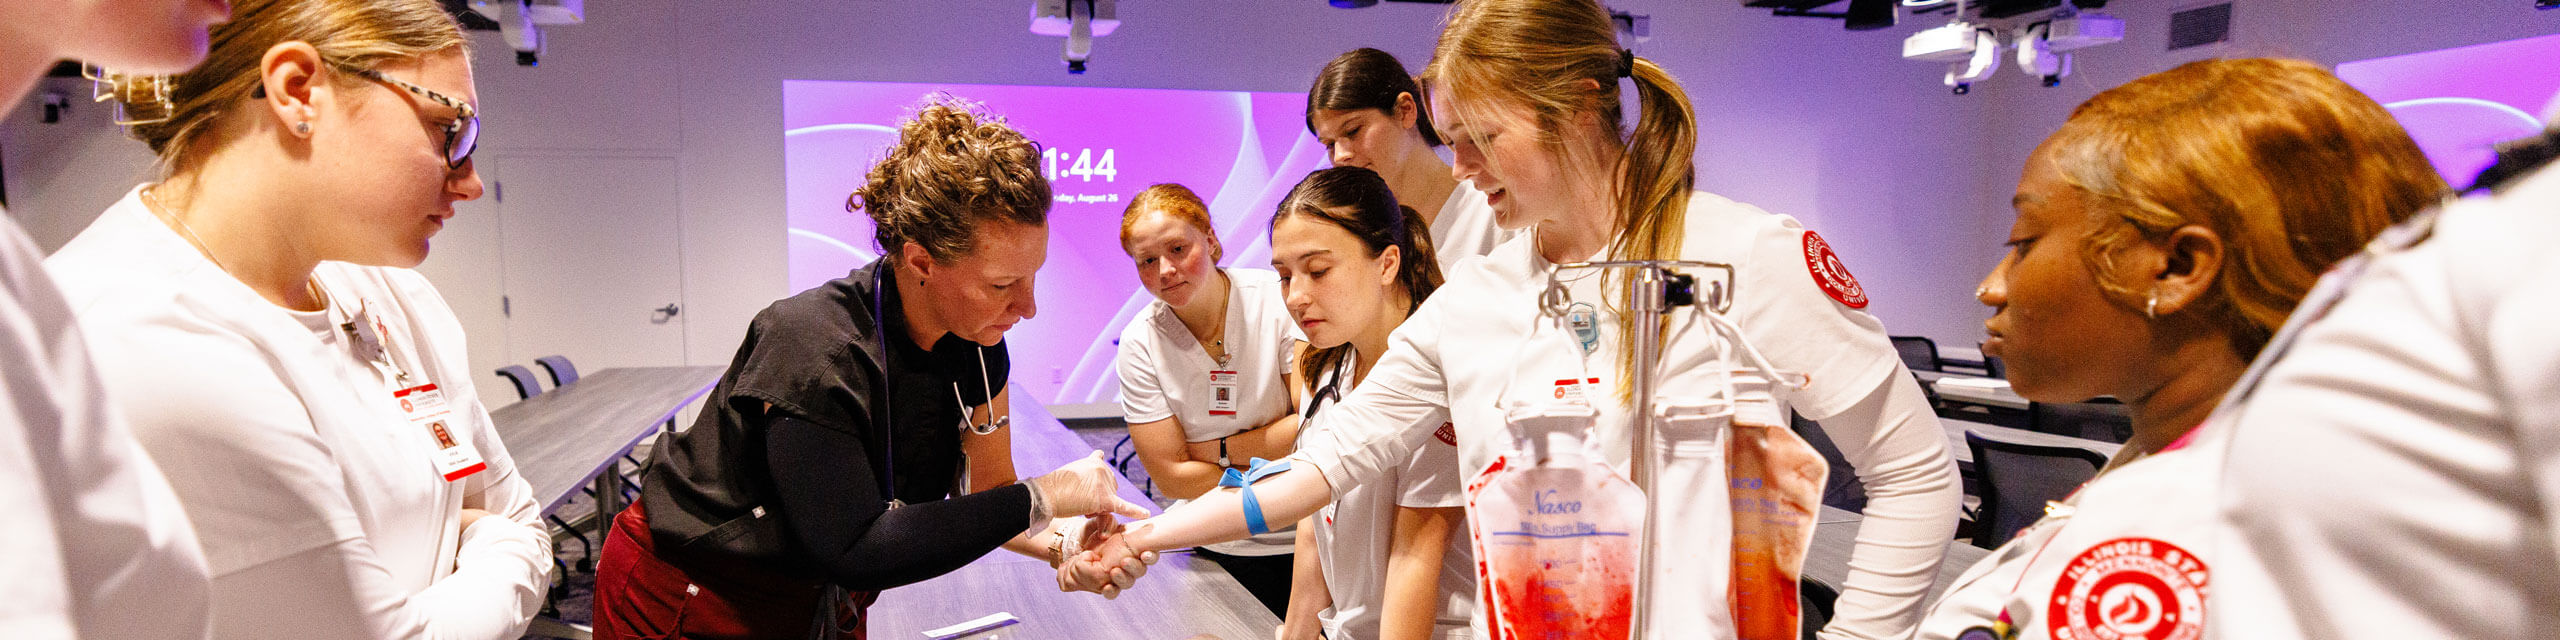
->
[1551,377,1600,405]
[396,384,485,482]
[1208,370,1240,416]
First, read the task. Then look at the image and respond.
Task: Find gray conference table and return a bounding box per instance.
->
[490,365,725,516]
[489,365,723,640]
[1914,370,2030,411]
[869,389,1275,640]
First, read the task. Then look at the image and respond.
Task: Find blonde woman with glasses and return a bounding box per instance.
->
[45,1,549,638]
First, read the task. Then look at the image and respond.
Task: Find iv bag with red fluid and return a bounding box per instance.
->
[1470,403,1645,640]
[1724,371,1825,640]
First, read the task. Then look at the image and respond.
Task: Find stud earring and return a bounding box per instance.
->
[294,121,312,135]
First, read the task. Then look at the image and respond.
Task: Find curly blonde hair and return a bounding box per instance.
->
[846,94,1052,261]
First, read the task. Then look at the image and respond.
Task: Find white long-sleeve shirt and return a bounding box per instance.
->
[48,188,552,640]
[0,210,210,640]
[1427,181,1509,272]
[1287,191,1962,640]
[2204,161,2560,638]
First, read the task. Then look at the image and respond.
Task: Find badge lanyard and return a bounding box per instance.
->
[320,280,485,483]
[1490,269,1606,415]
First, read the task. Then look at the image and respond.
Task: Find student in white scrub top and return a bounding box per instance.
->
[1115,183,1304,616]
[1306,47,1509,271]
[1911,58,2446,640]
[1268,168,1475,640]
[0,2,225,639]
[45,2,552,638]
[1117,2,1963,638]
[2198,126,2560,638]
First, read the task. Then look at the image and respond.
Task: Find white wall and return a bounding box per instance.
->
[1960,0,2560,283]
[10,1,2547,400]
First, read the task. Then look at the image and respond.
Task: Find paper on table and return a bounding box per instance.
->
[1934,376,2012,390]
[923,612,1020,639]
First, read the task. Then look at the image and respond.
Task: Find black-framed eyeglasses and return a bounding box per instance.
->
[337,64,479,169]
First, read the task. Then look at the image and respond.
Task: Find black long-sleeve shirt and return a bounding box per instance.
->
[764,414,1029,590]
[640,257,1023,592]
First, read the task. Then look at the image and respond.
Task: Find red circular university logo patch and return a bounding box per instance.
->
[2048,537,2209,640]
[1435,422,1458,446]
[1802,231,1869,309]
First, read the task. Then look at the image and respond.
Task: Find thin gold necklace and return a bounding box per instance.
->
[143,185,328,309]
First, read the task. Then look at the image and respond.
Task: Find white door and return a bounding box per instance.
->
[414,155,514,410]
[416,153,688,410]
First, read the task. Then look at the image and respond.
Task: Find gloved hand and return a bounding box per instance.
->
[1032,451,1153,520]
[1057,521,1159,599]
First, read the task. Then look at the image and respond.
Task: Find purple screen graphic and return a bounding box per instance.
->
[2338,33,2560,187]
[785,81,1329,406]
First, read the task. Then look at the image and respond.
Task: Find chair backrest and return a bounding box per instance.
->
[1790,412,1866,514]
[1889,335,1942,372]
[2030,399,2132,443]
[1965,430,2109,548]
[494,365,544,400]
[534,355,580,387]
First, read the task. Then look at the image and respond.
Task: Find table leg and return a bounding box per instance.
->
[594,459,624,544]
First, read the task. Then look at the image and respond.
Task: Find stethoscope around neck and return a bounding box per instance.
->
[869,266,1008,505]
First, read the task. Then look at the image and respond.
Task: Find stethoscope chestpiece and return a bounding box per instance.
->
[968,415,1009,436]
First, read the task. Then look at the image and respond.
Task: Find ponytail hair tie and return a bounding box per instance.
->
[1616,49,1636,78]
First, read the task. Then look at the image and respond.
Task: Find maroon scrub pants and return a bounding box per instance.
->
[591,502,878,639]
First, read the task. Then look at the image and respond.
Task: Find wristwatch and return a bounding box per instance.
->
[1046,530,1069,567]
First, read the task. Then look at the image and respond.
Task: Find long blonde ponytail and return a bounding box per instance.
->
[1424,0,1700,398]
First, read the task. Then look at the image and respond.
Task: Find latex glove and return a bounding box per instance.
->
[1058,526,1159,599]
[1045,513,1117,567]
[1033,451,1153,520]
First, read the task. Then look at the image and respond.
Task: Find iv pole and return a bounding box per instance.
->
[1548,259,1733,639]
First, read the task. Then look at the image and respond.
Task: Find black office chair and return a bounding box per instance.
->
[494,365,544,400]
[1983,354,2007,379]
[1790,411,1866,514]
[2029,399,2132,443]
[1963,430,2109,548]
[1108,432,1158,502]
[1889,335,1943,373]
[534,355,580,388]
[1798,577,1839,640]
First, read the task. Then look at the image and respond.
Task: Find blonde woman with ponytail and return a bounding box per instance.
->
[1118,1,1960,638]
[45,1,556,638]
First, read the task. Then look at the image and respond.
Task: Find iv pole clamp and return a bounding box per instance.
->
[1542,258,1734,638]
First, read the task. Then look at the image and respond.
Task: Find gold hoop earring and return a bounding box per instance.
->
[2145,289,2160,319]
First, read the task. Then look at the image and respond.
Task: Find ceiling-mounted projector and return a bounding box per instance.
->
[466,0,583,66]
[1032,0,1119,37]
[2045,9,2124,50]
[1032,0,1118,75]
[1903,22,1980,62]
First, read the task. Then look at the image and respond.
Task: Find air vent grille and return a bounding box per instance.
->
[2169,3,2234,50]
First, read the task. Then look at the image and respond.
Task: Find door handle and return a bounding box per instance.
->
[651,303,680,324]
